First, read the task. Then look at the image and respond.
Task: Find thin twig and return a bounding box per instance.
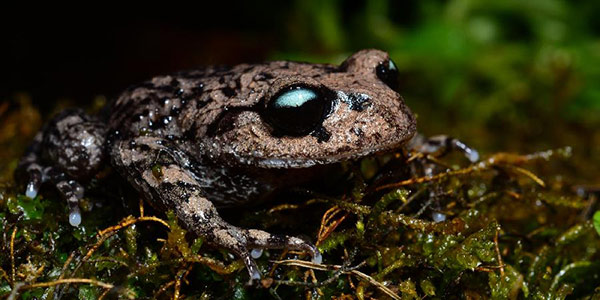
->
[173,265,193,300]
[9,278,115,300]
[139,198,145,217]
[10,227,17,285]
[84,215,170,262]
[316,206,348,246]
[273,259,400,299]
[351,269,401,300]
[274,261,365,288]
[153,280,175,300]
[494,229,505,276]
[0,266,10,283]
[98,215,169,236]
[502,164,546,187]
[98,288,111,300]
[377,150,555,191]
[22,278,114,289]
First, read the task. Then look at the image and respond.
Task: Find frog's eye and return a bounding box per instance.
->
[264,85,332,136]
[376,59,399,91]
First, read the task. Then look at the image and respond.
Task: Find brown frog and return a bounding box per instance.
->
[16,49,437,280]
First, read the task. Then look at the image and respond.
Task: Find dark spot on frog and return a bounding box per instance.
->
[351,127,364,137]
[196,100,208,110]
[206,107,250,137]
[191,84,204,96]
[138,143,151,152]
[107,130,120,144]
[257,72,274,80]
[344,93,371,112]
[134,113,144,121]
[222,87,236,98]
[140,97,152,106]
[170,106,181,116]
[311,127,331,143]
[169,78,180,88]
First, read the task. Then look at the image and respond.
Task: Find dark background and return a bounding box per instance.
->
[2,3,295,110]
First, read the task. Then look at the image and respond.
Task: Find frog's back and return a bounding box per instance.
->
[106,61,340,143]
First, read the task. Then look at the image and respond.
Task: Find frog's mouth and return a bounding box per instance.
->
[252,135,414,169]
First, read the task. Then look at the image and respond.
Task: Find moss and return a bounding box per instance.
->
[0,96,599,299]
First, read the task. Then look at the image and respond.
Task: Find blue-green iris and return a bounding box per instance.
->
[273,88,318,108]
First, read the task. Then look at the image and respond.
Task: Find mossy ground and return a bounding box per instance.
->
[0,98,599,299]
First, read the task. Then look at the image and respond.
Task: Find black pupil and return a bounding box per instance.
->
[264,86,330,136]
[376,60,399,91]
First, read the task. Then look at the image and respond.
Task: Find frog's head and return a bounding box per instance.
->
[212,49,416,168]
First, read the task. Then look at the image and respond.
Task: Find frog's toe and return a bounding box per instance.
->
[246,229,322,264]
[25,180,40,199]
[24,166,44,199]
[250,248,263,259]
[49,171,87,227]
[69,207,82,227]
[240,251,263,282]
[238,231,321,283]
[452,139,479,162]
[59,180,84,227]
[212,227,321,281]
[412,135,480,162]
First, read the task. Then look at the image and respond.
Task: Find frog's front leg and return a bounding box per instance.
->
[110,136,321,281]
[410,134,479,163]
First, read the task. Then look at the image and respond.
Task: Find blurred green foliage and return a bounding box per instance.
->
[280,0,600,164]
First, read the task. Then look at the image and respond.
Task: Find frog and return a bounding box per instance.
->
[16,49,477,281]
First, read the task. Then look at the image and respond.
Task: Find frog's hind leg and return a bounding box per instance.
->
[16,131,46,199]
[16,109,106,226]
[111,136,321,282]
[46,169,87,226]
